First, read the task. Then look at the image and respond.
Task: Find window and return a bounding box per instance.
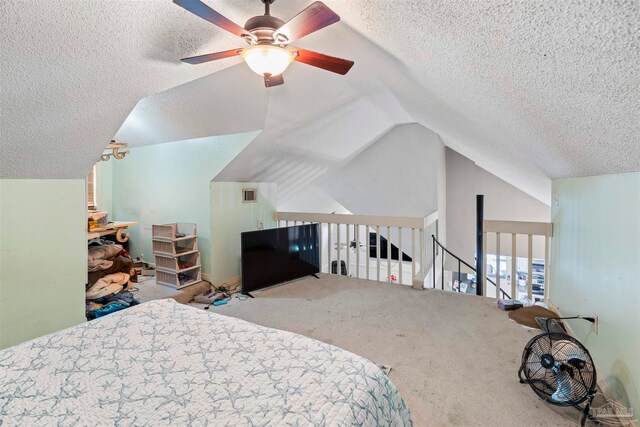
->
[88,165,97,210]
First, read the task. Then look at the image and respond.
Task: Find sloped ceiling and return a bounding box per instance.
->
[321,123,443,218]
[114,65,268,146]
[1,1,638,204]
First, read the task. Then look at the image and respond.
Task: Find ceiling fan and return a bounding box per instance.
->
[173,0,354,87]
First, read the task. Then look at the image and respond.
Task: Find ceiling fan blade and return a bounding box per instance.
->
[274,1,339,43]
[264,74,284,88]
[173,0,254,41]
[293,49,354,75]
[181,48,243,64]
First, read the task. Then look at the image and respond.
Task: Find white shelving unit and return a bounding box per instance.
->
[152,223,202,289]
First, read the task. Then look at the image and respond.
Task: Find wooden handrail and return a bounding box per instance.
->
[274,211,437,229]
[483,220,552,237]
[273,211,439,288]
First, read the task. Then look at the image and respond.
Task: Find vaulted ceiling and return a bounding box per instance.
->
[1,0,638,204]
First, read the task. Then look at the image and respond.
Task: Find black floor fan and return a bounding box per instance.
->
[518,317,598,426]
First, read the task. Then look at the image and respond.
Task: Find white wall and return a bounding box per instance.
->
[210,182,277,284]
[320,123,445,259]
[550,172,640,416]
[445,147,551,265]
[278,185,351,215]
[322,123,443,219]
[0,179,86,349]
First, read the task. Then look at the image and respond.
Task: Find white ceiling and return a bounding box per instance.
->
[115,65,268,146]
[1,0,638,204]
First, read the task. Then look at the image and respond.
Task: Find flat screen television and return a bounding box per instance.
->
[241,223,320,294]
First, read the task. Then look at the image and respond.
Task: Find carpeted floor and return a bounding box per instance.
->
[133,276,209,304]
[199,274,595,427]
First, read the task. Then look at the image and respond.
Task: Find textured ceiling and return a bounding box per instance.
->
[115,65,268,146]
[1,0,638,203]
[338,0,640,180]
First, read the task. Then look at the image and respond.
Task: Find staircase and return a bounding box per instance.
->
[432,218,553,302]
[432,235,510,299]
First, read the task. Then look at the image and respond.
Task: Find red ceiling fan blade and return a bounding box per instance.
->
[274,1,339,43]
[173,0,255,41]
[264,74,285,88]
[293,49,354,75]
[181,48,243,64]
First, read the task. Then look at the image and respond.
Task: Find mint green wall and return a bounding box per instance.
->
[550,172,640,415]
[0,179,86,349]
[110,132,259,274]
[210,182,277,283]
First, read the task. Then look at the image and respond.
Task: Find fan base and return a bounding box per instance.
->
[244,15,285,32]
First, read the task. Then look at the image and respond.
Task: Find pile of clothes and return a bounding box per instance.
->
[86,240,140,320]
[86,291,139,320]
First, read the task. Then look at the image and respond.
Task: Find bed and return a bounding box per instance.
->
[0,299,412,426]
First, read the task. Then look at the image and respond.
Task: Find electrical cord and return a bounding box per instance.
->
[203,279,241,295]
[202,280,246,309]
[135,275,154,285]
[543,316,595,333]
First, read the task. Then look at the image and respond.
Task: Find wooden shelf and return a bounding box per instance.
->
[88,221,138,242]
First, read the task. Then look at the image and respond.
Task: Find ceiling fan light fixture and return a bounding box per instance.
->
[241,45,294,77]
[175,0,353,87]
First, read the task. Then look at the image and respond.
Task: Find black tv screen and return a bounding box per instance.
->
[241,224,320,294]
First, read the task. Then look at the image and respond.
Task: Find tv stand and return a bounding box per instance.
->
[312,273,320,279]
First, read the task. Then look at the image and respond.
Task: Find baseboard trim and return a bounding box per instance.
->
[547,300,636,427]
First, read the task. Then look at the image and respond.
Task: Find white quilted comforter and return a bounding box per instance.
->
[0,299,412,426]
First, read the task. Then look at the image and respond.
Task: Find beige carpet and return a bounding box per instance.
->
[200,274,597,427]
[133,277,209,304]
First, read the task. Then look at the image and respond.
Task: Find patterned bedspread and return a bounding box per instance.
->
[0,299,412,426]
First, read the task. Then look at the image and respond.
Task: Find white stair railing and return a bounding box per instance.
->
[273,211,439,288]
[482,220,553,302]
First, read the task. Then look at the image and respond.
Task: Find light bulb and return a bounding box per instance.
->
[242,45,294,77]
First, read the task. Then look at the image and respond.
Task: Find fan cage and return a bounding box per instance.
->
[520,332,597,406]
